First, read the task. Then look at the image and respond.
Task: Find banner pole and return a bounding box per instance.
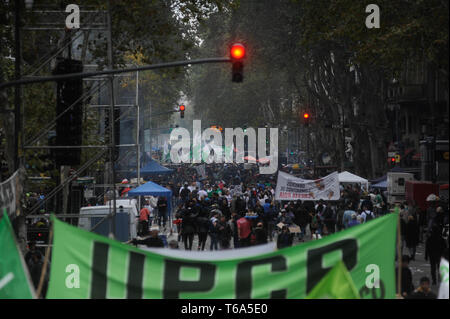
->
[36,225,53,298]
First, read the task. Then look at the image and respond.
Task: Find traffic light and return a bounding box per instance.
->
[302,112,311,126]
[388,156,396,167]
[230,43,245,83]
[179,105,185,118]
[53,58,83,166]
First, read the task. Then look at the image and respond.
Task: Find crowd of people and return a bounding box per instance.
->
[135,176,448,250]
[21,163,448,299]
[127,163,449,301]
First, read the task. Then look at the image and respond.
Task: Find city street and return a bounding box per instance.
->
[0,0,448,301]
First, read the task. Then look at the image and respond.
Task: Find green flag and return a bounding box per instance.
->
[47,213,398,299]
[0,210,36,299]
[306,260,360,299]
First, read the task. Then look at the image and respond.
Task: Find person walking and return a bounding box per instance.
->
[180,202,197,250]
[196,212,210,251]
[237,215,252,248]
[425,225,447,285]
[405,215,420,261]
[342,203,356,229]
[179,183,191,204]
[323,204,336,235]
[138,205,150,236]
[156,196,168,229]
[217,215,232,249]
[395,255,414,298]
[209,214,220,251]
[295,203,310,241]
[254,222,268,245]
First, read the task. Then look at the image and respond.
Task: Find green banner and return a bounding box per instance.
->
[47,213,397,299]
[0,210,36,299]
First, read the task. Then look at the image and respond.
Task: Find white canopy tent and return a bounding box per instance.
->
[338,171,369,191]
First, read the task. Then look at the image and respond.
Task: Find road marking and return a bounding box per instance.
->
[0,273,14,290]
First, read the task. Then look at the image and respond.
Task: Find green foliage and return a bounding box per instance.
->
[300,0,449,76]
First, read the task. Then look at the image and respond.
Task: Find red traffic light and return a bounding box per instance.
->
[179,105,185,111]
[230,43,245,60]
[391,157,395,162]
[303,113,310,119]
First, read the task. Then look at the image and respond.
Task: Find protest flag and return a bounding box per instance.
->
[0,210,36,299]
[306,260,360,299]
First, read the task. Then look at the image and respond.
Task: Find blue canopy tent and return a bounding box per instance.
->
[371,180,387,190]
[128,181,173,218]
[129,159,173,178]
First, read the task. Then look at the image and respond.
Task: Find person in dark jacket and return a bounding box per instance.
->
[217,215,232,249]
[425,225,447,285]
[405,215,420,261]
[156,196,168,228]
[180,202,198,250]
[196,212,210,251]
[254,222,268,245]
[294,204,308,241]
[220,198,231,220]
[323,205,336,235]
[179,183,191,204]
[277,226,294,249]
[395,255,414,298]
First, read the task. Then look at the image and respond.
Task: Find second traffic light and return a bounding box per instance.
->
[179,105,185,118]
[302,112,311,126]
[230,43,245,83]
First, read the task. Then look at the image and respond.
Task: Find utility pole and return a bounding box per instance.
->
[106,0,117,239]
[136,71,141,214]
[14,0,21,171]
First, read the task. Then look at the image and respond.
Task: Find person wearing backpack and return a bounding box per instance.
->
[179,183,191,204]
[360,205,375,223]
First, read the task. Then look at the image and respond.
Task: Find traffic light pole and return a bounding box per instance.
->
[0,58,232,90]
[106,0,116,239]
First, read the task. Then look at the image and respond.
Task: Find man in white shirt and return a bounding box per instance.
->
[198,188,208,201]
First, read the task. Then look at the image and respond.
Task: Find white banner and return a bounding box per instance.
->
[0,169,22,220]
[275,171,340,201]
